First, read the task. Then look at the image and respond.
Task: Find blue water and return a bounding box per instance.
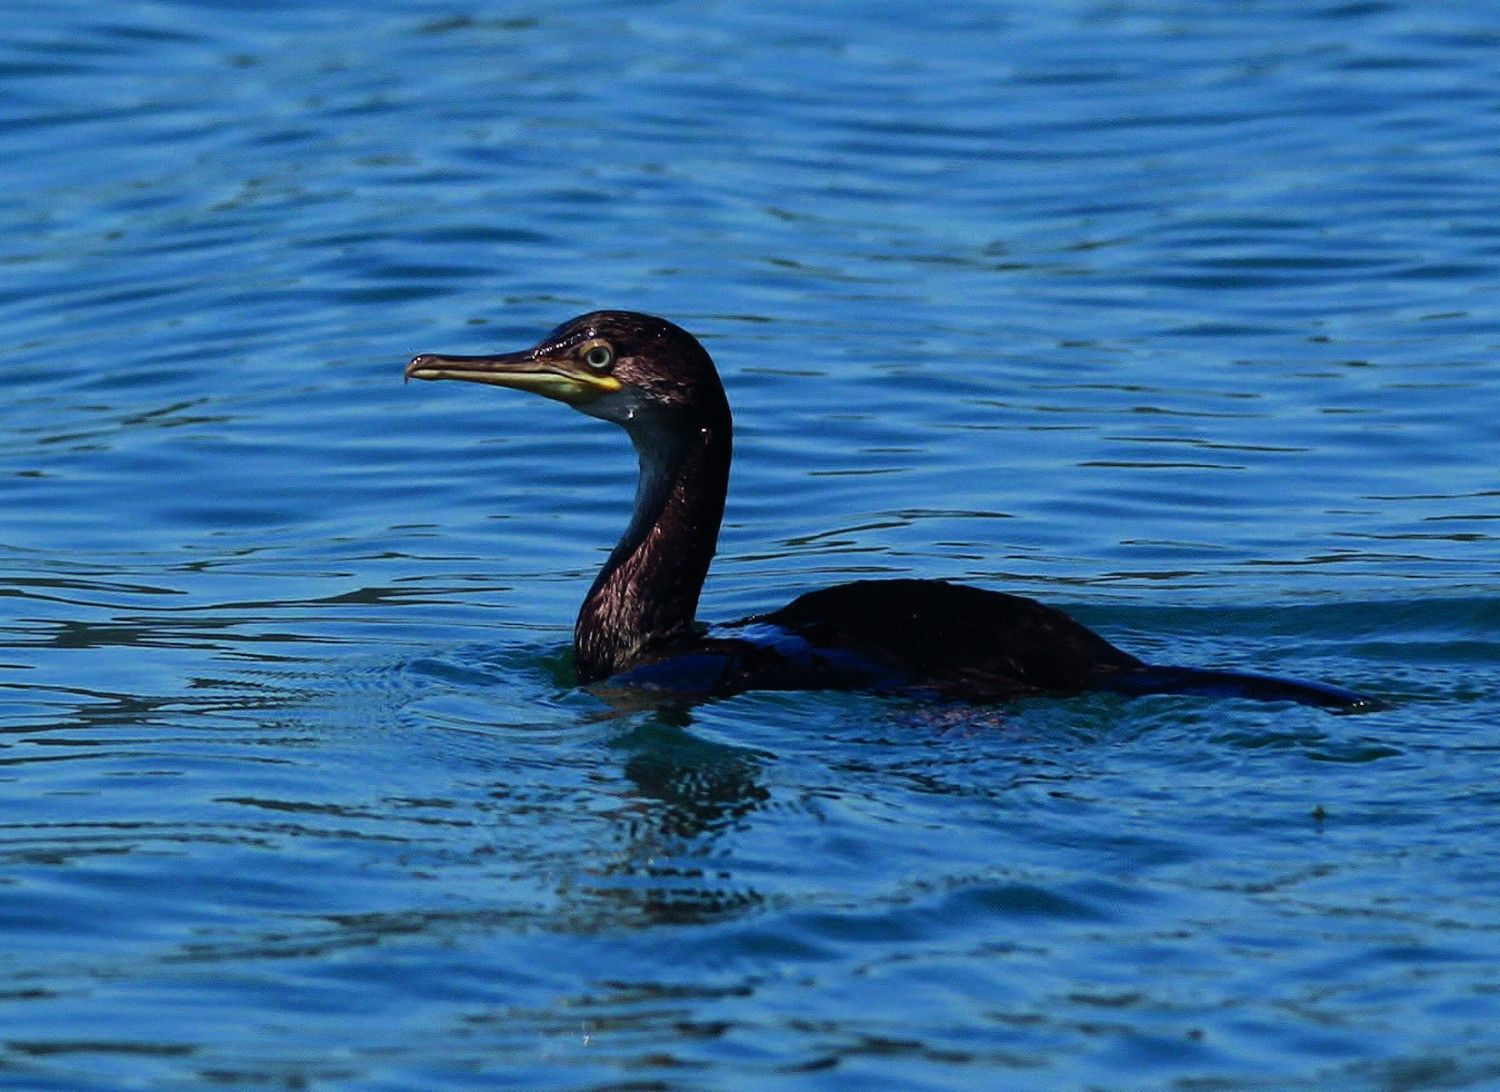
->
[3,0,1498,1085]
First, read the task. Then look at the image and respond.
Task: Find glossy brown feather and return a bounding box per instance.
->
[752,579,1144,701]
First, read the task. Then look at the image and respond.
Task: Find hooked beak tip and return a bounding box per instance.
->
[405,355,438,382]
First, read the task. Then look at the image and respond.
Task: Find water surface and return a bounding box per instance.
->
[3,0,1499,1086]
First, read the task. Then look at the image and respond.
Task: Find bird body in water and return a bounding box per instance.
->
[406,311,1372,710]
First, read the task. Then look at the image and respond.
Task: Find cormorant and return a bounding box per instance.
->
[406,311,1371,710]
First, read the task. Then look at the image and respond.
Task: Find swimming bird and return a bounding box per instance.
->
[406,311,1371,710]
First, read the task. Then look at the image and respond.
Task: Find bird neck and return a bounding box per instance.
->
[574,408,731,683]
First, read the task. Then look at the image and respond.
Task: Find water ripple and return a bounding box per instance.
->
[2,0,1499,1086]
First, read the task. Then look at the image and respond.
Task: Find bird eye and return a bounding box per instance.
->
[582,343,614,371]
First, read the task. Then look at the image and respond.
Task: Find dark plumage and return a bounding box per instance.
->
[752,580,1143,701]
[407,311,1373,710]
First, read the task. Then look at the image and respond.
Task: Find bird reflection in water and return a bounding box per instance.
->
[585,712,771,926]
